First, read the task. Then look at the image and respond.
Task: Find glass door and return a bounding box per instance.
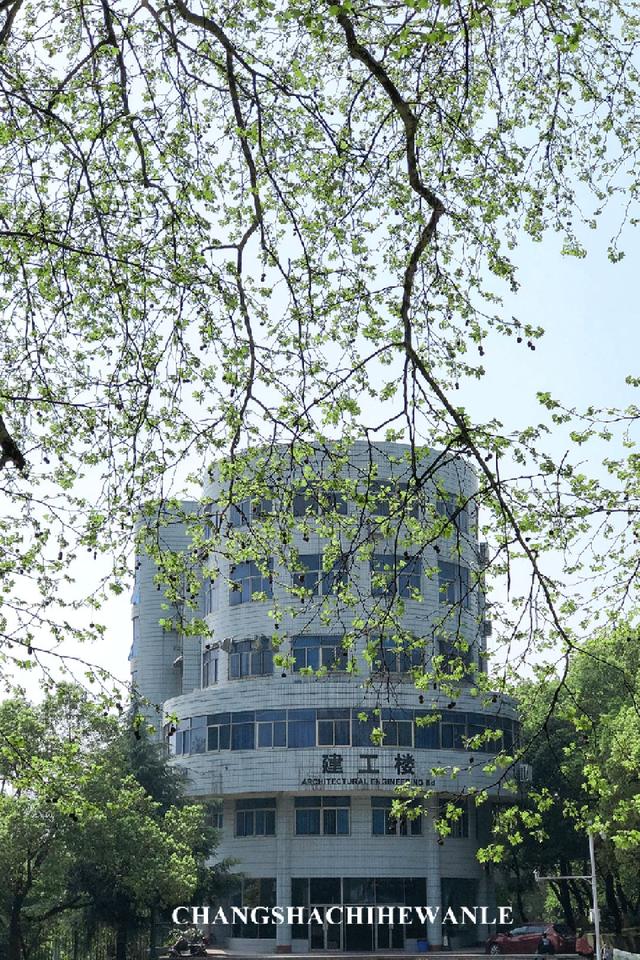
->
[376,920,405,950]
[309,906,342,950]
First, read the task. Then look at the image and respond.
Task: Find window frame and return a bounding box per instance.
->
[228,636,273,679]
[371,797,423,836]
[235,798,276,837]
[294,796,351,836]
[229,559,273,606]
[438,560,471,610]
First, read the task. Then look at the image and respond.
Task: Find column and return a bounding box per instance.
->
[426,798,443,948]
[276,795,292,952]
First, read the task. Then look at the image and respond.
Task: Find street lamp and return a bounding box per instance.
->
[533,830,601,960]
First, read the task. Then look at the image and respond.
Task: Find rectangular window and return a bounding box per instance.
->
[317,708,351,746]
[235,798,276,837]
[175,718,191,756]
[414,712,441,748]
[371,555,421,599]
[370,635,425,674]
[438,799,469,838]
[364,480,420,519]
[441,716,467,749]
[371,797,422,836]
[207,713,231,752]
[202,577,218,615]
[351,709,378,747]
[294,555,349,598]
[292,487,348,517]
[437,493,469,534]
[256,709,287,748]
[202,648,219,687]
[207,806,223,830]
[382,718,413,747]
[229,560,273,605]
[228,497,273,528]
[288,709,316,748]
[295,796,350,835]
[438,561,471,610]
[291,635,348,673]
[229,636,273,678]
[231,713,256,750]
[191,715,207,754]
[294,554,322,595]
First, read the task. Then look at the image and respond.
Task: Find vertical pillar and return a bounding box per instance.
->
[276,795,292,952]
[426,798,443,948]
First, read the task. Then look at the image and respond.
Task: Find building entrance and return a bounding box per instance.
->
[376,921,405,950]
[309,907,342,951]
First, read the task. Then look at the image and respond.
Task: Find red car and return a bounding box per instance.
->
[486,923,594,955]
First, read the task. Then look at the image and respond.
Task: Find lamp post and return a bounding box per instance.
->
[533,830,601,960]
[588,831,602,960]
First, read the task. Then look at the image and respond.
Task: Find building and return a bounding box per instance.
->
[130,441,518,953]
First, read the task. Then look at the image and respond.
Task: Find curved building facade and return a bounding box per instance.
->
[134,442,517,953]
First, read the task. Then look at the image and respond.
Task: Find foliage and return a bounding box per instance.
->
[0,685,218,960]
[0,0,639,799]
[483,625,640,933]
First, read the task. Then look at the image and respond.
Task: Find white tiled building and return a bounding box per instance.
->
[130,442,518,953]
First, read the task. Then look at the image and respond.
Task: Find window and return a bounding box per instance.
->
[206,806,223,830]
[370,635,425,674]
[295,796,350,835]
[436,493,469,534]
[317,708,351,746]
[287,709,316,747]
[441,714,466,749]
[203,577,219,615]
[292,554,349,597]
[229,560,273,605]
[235,798,276,836]
[232,879,277,939]
[191,715,207,754]
[168,708,511,758]
[438,561,471,610]
[370,554,421,599]
[292,487,347,517]
[207,712,231,751]
[202,648,219,687]
[231,711,256,750]
[438,799,469,838]
[174,718,191,756]
[256,709,287,747]
[130,616,140,661]
[371,797,422,836]
[294,554,322,595]
[228,497,273,528]
[439,635,474,671]
[364,480,420,519]
[229,636,273,678]
[382,709,413,747]
[291,635,348,672]
[414,712,441,748]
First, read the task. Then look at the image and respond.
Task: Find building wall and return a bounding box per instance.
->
[134,442,512,951]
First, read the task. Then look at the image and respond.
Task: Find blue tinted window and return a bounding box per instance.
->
[232,722,255,750]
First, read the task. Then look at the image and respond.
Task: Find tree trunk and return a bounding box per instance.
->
[115,922,128,960]
[8,901,23,960]
[550,877,576,932]
[513,857,528,922]
[604,872,623,935]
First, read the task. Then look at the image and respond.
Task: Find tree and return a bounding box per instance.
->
[0,686,218,960]
[1,0,640,802]
[483,626,640,934]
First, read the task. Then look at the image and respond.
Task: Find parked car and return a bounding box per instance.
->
[486,923,594,955]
